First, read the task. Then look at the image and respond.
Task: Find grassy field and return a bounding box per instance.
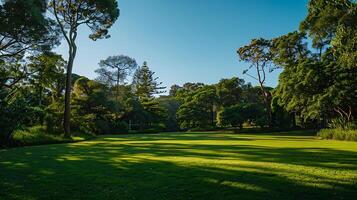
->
[1,131,357,200]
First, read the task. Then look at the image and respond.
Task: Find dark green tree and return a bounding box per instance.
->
[132,62,165,99]
[0,0,59,61]
[132,62,166,129]
[216,77,245,107]
[96,55,137,101]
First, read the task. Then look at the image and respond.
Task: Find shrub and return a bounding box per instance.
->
[328,118,356,130]
[109,121,129,134]
[71,114,97,135]
[11,126,71,146]
[317,128,357,141]
[44,103,64,134]
[141,124,165,133]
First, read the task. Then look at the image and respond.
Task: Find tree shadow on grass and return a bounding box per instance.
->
[0,133,357,200]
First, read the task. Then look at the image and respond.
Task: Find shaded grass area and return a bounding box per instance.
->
[1,131,357,199]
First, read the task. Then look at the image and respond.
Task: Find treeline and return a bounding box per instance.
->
[1,0,356,146]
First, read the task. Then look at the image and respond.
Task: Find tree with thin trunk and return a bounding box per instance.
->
[49,0,119,137]
[237,38,274,127]
[95,55,138,102]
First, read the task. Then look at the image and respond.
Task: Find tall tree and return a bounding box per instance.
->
[176,85,218,129]
[272,0,357,127]
[132,62,165,99]
[49,0,119,136]
[132,62,166,129]
[237,38,274,126]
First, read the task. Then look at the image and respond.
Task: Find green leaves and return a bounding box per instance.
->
[0,0,60,60]
[49,0,119,40]
[132,62,166,99]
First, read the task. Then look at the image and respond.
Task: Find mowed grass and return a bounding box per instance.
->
[1,131,357,200]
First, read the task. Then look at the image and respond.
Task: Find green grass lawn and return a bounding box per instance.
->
[1,131,357,200]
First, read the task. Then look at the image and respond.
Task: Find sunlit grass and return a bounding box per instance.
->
[1,131,357,199]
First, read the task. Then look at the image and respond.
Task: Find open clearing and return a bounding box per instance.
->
[1,131,357,200]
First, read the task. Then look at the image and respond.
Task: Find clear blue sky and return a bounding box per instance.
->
[55,0,308,90]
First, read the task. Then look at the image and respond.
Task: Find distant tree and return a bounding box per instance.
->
[48,0,119,136]
[217,103,265,129]
[131,62,166,129]
[96,55,137,101]
[176,85,218,129]
[237,38,274,126]
[177,100,208,129]
[216,77,245,107]
[217,105,244,128]
[157,96,180,131]
[169,84,182,97]
[71,77,123,134]
[132,62,165,99]
[174,82,205,104]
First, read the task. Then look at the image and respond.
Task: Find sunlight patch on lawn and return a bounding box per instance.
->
[204,178,268,192]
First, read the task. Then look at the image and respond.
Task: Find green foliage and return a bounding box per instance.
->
[176,85,217,129]
[96,55,137,87]
[132,62,165,99]
[237,38,274,126]
[11,125,71,146]
[271,1,356,127]
[157,96,180,131]
[328,118,356,130]
[0,89,29,146]
[317,128,357,141]
[71,77,126,135]
[140,124,166,133]
[218,103,266,128]
[270,31,309,67]
[300,0,352,48]
[216,77,245,107]
[0,0,60,61]
[129,62,167,130]
[43,101,64,133]
[49,0,120,41]
[27,52,66,106]
[217,105,244,128]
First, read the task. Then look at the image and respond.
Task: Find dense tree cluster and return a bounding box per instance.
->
[271,0,357,128]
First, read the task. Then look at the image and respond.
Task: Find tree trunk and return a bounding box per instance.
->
[63,58,73,137]
[258,84,272,127]
[63,43,77,137]
[292,112,296,128]
[265,98,272,127]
